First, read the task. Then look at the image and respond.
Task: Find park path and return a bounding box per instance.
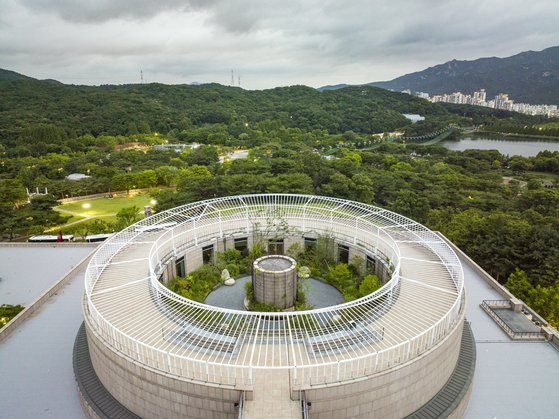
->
[49,206,144,232]
[48,208,116,232]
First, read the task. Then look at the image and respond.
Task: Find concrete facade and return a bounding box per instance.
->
[83,311,466,419]
[160,234,390,285]
[253,255,298,309]
[85,313,242,418]
[83,235,466,418]
[301,307,465,419]
[81,195,468,418]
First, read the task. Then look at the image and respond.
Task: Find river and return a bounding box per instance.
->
[441,135,559,157]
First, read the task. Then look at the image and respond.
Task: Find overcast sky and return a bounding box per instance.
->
[1,0,558,89]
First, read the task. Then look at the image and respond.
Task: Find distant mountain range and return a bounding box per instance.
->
[320,46,559,105]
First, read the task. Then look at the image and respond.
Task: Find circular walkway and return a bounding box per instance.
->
[204,276,344,310]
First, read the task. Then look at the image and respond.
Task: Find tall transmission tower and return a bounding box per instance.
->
[140,70,144,84]
[231,70,234,86]
[238,76,241,87]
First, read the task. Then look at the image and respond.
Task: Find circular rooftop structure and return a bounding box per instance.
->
[252,255,298,309]
[254,255,296,272]
[81,194,467,418]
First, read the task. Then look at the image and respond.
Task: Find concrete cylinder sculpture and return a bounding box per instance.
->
[252,255,297,309]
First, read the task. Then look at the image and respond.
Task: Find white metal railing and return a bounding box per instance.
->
[84,194,464,388]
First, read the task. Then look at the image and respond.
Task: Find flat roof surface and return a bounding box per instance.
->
[460,254,559,418]
[0,244,93,305]
[1,243,558,418]
[0,265,88,418]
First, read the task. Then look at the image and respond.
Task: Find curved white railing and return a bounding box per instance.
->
[84,194,464,388]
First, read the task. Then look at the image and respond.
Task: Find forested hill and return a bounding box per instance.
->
[0,69,34,81]
[0,77,436,140]
[0,72,546,143]
[368,46,559,105]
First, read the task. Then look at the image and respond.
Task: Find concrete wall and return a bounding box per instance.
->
[303,312,465,419]
[185,245,204,274]
[347,246,365,263]
[85,315,242,419]
[158,233,392,294]
[253,257,297,309]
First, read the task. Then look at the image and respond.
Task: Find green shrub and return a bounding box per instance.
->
[218,249,243,266]
[225,263,240,277]
[167,264,221,302]
[342,286,359,301]
[359,274,382,297]
[215,248,249,276]
[244,281,253,300]
[248,300,282,312]
[0,304,24,328]
[326,263,353,290]
[248,243,266,261]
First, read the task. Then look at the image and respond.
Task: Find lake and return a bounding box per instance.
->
[441,136,559,157]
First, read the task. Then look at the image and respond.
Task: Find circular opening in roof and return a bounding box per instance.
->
[254,255,296,272]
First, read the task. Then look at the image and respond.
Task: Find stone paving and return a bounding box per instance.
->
[243,369,300,418]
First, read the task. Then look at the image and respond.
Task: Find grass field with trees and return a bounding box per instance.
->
[0,77,558,327]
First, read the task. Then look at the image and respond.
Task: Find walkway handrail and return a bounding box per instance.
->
[84,194,465,388]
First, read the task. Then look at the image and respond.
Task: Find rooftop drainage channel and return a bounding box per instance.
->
[406,321,476,419]
[73,323,140,419]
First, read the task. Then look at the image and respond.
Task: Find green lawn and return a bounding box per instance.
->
[61,214,85,224]
[56,193,155,218]
[52,193,156,233]
[58,216,118,234]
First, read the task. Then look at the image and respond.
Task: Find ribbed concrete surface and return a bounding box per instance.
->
[406,321,476,418]
[73,323,139,419]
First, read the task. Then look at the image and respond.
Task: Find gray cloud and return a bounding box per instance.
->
[20,0,193,22]
[3,0,559,88]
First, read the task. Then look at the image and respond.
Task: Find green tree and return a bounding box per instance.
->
[350,173,374,203]
[0,179,27,207]
[505,269,533,301]
[267,173,313,194]
[322,173,351,198]
[116,205,140,229]
[134,170,158,188]
[127,122,139,135]
[155,166,178,187]
[111,173,135,194]
[184,146,219,166]
[392,189,430,223]
[138,121,151,134]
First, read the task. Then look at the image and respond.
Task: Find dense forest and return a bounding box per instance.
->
[1,73,558,145]
[0,77,558,327]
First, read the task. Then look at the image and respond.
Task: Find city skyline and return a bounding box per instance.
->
[412,89,559,118]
